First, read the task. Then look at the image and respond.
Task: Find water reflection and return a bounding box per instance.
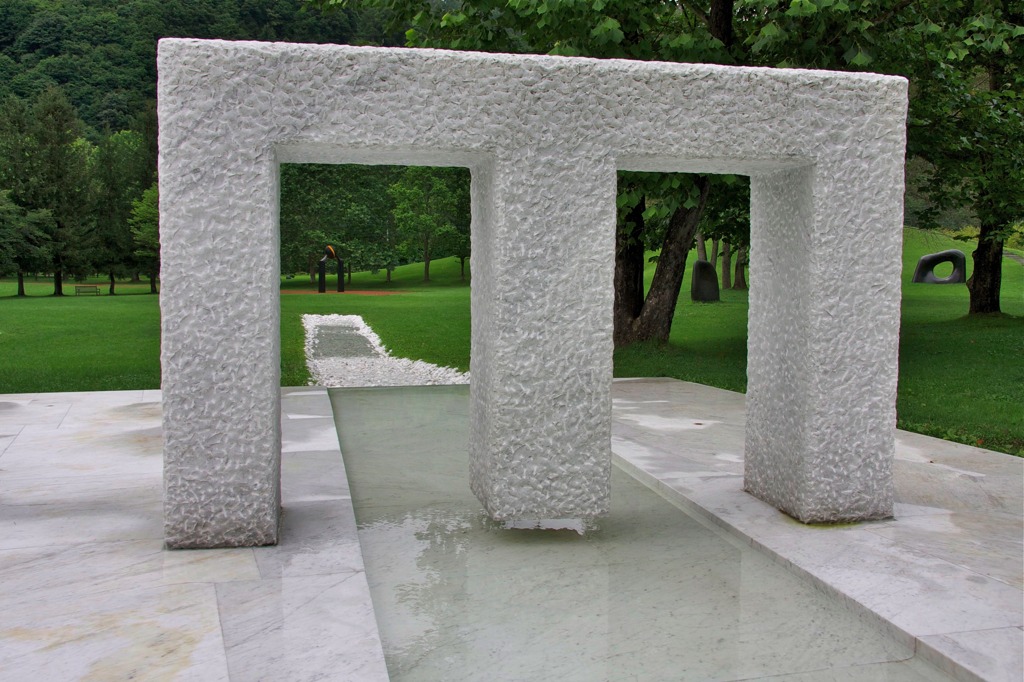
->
[334,386,932,682]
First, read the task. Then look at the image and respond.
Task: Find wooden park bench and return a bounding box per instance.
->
[74,284,100,296]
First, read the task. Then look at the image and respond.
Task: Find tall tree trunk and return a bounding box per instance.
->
[460,256,466,280]
[347,262,352,284]
[108,271,116,295]
[721,241,732,290]
[149,273,158,293]
[16,270,25,297]
[131,271,141,283]
[968,220,1003,314]
[617,178,711,345]
[733,246,748,289]
[386,268,392,283]
[710,238,719,265]
[710,0,735,49]
[53,268,63,296]
[613,199,647,346]
[695,231,708,261]
[966,63,1007,315]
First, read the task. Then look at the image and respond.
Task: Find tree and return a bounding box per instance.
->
[899,3,1023,314]
[699,175,751,291]
[0,87,96,295]
[280,163,404,282]
[434,168,471,279]
[0,2,34,55]
[311,0,1023,322]
[280,164,343,280]
[129,183,160,293]
[437,223,471,280]
[0,95,34,201]
[13,10,68,58]
[93,129,149,294]
[388,166,468,282]
[614,171,711,345]
[0,190,52,296]
[31,88,96,295]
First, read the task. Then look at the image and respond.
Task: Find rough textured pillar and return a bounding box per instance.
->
[158,39,906,546]
[159,137,282,548]
[469,154,617,527]
[745,160,905,523]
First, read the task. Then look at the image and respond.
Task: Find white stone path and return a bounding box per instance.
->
[303,314,468,387]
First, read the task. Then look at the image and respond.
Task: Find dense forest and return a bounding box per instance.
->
[0,0,467,295]
[1,0,1020,326]
[309,0,1022,326]
[0,0,383,134]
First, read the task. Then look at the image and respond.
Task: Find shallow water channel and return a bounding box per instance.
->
[331,385,949,682]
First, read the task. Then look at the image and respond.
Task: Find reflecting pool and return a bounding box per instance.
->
[331,385,949,682]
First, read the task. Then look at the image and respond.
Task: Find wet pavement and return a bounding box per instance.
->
[0,381,1019,681]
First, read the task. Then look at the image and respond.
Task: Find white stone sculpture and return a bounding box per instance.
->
[158,39,906,548]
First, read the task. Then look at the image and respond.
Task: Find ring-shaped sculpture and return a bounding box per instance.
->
[912,249,967,284]
[158,40,907,548]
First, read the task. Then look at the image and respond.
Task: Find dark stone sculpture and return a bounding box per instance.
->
[912,249,967,284]
[691,260,720,302]
[318,245,345,293]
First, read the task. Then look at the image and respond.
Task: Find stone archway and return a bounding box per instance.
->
[158,40,907,548]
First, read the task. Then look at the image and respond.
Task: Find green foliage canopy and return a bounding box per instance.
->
[388,166,470,282]
[309,0,1023,316]
[0,189,52,279]
[278,163,471,283]
[0,87,95,293]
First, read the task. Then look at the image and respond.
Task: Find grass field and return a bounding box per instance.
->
[2,230,1022,454]
[0,287,161,392]
[893,230,1023,452]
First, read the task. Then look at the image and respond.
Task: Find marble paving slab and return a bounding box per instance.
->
[0,429,20,458]
[0,388,389,682]
[0,382,1018,681]
[610,378,1023,682]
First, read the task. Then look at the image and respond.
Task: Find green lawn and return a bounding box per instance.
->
[610,225,1019,454]
[613,229,1024,454]
[0,290,161,392]
[894,230,1023,453]
[2,231,1021,454]
[279,258,472,385]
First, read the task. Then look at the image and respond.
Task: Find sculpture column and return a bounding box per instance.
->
[159,143,283,548]
[744,155,904,523]
[469,152,617,528]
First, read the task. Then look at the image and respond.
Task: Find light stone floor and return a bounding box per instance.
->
[0,388,388,681]
[611,379,1022,682]
[0,381,1019,681]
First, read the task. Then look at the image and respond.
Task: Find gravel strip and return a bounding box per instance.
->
[303,314,469,387]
